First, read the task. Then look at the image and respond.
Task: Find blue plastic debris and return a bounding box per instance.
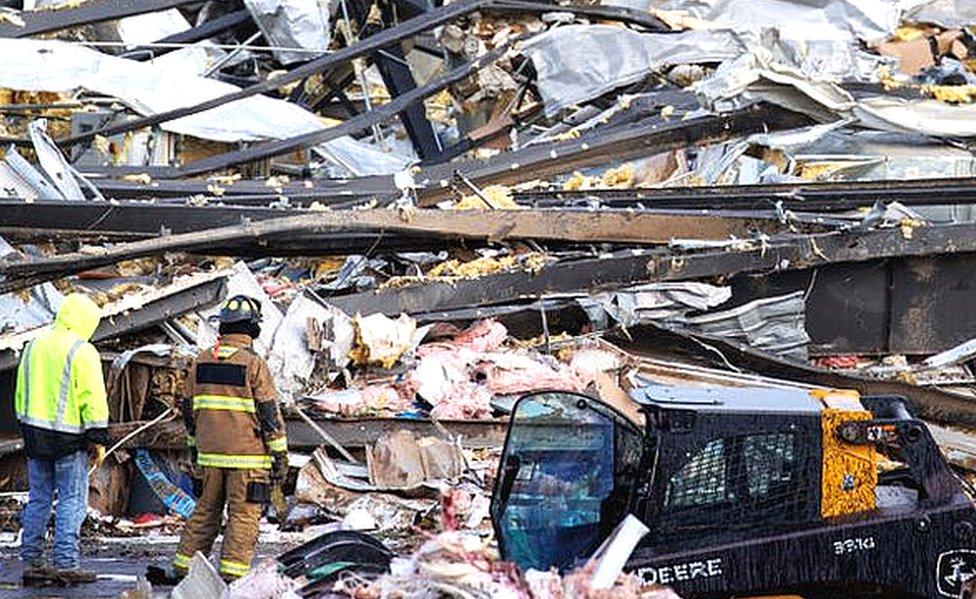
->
[133,449,196,519]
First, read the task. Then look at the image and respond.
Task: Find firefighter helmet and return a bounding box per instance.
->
[216,295,262,326]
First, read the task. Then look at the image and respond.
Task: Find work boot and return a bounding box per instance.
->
[53,568,97,584]
[21,563,56,586]
[146,564,184,586]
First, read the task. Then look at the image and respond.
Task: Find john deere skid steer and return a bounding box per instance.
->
[490,386,976,598]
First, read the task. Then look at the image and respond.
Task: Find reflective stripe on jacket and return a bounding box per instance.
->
[184,334,287,469]
[14,294,108,438]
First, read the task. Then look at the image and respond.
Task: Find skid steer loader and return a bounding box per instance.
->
[490,386,976,598]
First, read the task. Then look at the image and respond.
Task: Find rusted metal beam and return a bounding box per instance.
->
[514,175,976,211]
[0,201,813,241]
[0,208,809,294]
[326,223,976,317]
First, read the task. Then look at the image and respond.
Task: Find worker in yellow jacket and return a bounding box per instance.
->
[15,293,109,585]
[172,295,288,581]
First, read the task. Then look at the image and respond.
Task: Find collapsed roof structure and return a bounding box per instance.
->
[4,0,976,596]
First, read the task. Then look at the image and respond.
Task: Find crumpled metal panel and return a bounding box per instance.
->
[0,38,409,176]
[770,30,893,81]
[905,0,976,29]
[244,0,331,65]
[695,48,859,112]
[0,147,63,201]
[0,163,38,202]
[267,293,354,395]
[855,96,976,138]
[580,282,732,329]
[0,285,62,337]
[28,119,84,201]
[115,8,190,48]
[600,0,898,83]
[523,25,742,116]
[581,283,808,359]
[697,48,976,139]
[606,0,902,43]
[676,291,811,360]
[782,129,976,184]
[0,236,64,337]
[0,38,308,142]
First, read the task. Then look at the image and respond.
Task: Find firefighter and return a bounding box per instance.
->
[172,295,288,581]
[15,293,109,585]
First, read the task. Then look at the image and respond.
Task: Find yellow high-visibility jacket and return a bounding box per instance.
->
[15,293,109,457]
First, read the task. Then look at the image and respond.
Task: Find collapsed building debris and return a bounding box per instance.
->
[6,0,976,596]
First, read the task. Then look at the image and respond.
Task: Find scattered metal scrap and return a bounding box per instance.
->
[4,0,976,596]
[55,0,665,151]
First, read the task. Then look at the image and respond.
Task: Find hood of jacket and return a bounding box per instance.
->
[53,293,102,341]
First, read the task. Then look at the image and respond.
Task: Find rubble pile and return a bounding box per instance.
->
[5,0,976,597]
[335,531,679,599]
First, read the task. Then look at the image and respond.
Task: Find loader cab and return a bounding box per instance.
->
[491,386,825,573]
[629,386,824,548]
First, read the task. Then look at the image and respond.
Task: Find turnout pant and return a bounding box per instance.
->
[173,467,268,580]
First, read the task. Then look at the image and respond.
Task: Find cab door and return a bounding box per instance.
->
[490,391,642,572]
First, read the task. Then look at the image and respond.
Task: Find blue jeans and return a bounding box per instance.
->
[20,450,89,569]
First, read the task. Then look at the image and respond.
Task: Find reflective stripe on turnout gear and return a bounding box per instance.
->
[266,436,287,453]
[219,559,250,578]
[193,394,256,413]
[197,452,272,469]
[172,552,192,571]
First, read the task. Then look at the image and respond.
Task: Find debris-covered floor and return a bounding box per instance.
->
[0,539,292,598]
[5,0,976,597]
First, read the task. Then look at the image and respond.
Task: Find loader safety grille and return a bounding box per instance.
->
[668,438,728,508]
[662,431,813,532]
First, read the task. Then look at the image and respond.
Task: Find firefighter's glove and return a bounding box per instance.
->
[189,463,204,497]
[191,475,204,498]
[91,444,106,468]
[272,452,289,482]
